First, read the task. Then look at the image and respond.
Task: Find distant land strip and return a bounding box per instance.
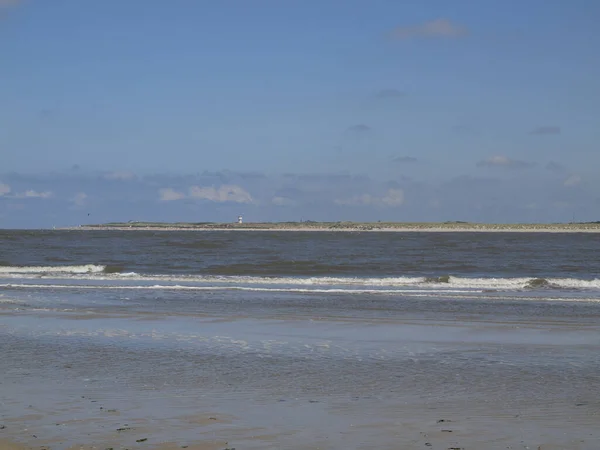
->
[62,221,600,233]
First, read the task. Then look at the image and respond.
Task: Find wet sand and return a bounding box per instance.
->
[0,439,229,450]
[2,307,599,450]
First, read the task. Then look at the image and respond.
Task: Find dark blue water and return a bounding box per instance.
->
[1,229,599,278]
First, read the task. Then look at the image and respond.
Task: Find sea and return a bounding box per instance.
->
[1,230,599,450]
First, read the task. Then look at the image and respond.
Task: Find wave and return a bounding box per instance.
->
[0,283,479,295]
[0,296,23,304]
[0,264,107,274]
[0,265,599,291]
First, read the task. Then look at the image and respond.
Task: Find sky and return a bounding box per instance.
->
[1,0,599,228]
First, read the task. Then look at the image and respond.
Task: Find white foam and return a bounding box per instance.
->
[2,282,599,302]
[552,278,600,289]
[0,264,105,274]
[1,269,599,292]
[0,283,475,294]
[443,276,600,290]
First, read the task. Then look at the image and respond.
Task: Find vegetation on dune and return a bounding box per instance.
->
[78,220,600,230]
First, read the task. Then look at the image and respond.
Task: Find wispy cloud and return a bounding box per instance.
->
[271,196,297,207]
[189,184,253,204]
[564,174,582,187]
[530,126,561,135]
[158,188,185,202]
[0,184,49,199]
[335,188,405,207]
[380,188,405,207]
[104,171,136,181]
[392,156,418,164]
[476,155,534,169]
[2,168,599,227]
[390,19,467,40]
[71,192,88,207]
[15,190,53,199]
[335,194,373,207]
[546,161,567,173]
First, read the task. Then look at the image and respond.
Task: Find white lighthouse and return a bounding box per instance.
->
[237,215,243,224]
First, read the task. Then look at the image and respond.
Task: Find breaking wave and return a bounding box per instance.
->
[0,265,599,291]
[0,264,107,274]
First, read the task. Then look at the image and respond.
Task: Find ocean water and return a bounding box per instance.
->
[1,230,600,449]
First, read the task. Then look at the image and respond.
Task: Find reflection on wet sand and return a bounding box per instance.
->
[1,306,599,450]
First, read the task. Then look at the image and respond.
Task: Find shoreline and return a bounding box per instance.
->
[58,222,600,233]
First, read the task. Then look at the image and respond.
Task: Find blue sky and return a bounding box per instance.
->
[1,0,599,227]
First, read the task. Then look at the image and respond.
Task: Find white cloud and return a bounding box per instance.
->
[335,194,375,207]
[15,190,53,199]
[0,184,52,199]
[477,155,534,169]
[3,168,599,227]
[391,19,467,40]
[158,188,185,201]
[335,189,405,208]
[0,183,10,196]
[380,188,405,206]
[564,174,582,187]
[189,184,253,204]
[71,192,88,207]
[104,171,136,181]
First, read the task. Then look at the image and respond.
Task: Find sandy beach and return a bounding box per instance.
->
[0,439,229,450]
[64,221,600,233]
[2,311,598,450]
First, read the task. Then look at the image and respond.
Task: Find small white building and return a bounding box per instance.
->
[237,215,243,224]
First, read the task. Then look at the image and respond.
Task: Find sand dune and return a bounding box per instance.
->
[65,221,600,233]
